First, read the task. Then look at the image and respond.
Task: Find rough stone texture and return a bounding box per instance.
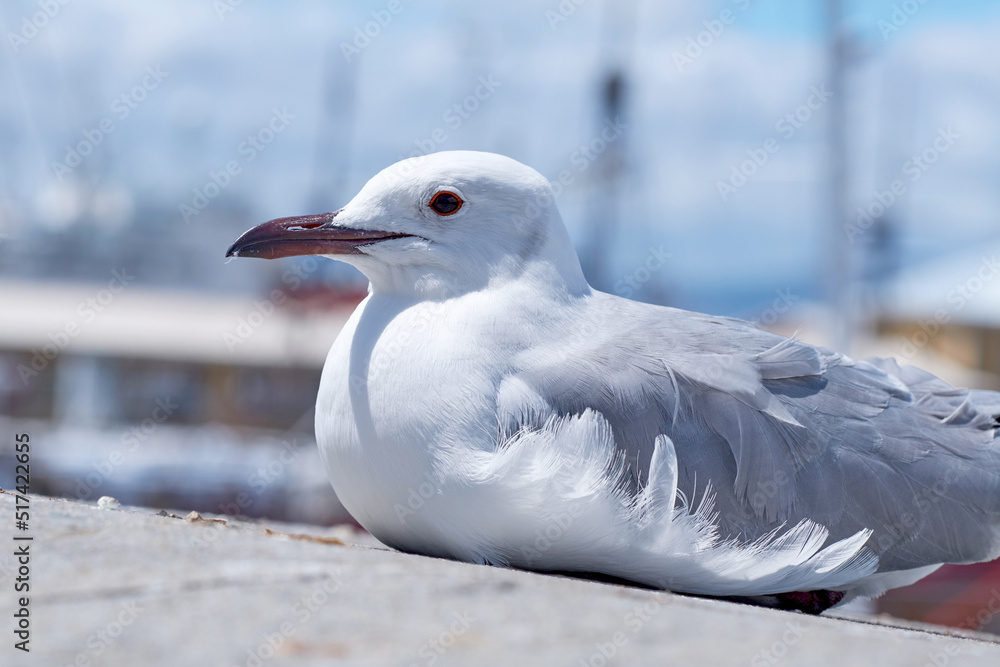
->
[2,491,998,667]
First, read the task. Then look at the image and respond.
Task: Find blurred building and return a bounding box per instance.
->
[877,239,1000,385]
[867,238,1000,631]
[0,276,360,524]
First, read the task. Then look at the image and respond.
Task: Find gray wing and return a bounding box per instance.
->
[500,292,1000,572]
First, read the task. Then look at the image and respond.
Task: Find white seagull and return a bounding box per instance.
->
[227,150,1000,613]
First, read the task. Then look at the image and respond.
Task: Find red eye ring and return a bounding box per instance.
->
[429,191,463,216]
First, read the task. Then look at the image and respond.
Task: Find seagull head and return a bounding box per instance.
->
[226,150,588,298]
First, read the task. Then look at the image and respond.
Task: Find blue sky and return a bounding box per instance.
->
[1,0,999,317]
[737,0,1000,39]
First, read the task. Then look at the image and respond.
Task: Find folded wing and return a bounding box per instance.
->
[504,292,1000,573]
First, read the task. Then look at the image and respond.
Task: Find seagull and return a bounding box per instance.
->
[227,150,1000,613]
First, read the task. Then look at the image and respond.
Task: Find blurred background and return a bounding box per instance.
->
[1,0,999,634]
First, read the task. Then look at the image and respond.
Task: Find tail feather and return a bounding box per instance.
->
[452,410,879,597]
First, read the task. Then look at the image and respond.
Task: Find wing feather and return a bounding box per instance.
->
[507,292,1000,572]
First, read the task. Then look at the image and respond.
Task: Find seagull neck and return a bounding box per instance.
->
[365,267,475,300]
[364,260,590,302]
[363,248,590,301]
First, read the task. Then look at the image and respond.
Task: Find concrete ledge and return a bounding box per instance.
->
[2,491,998,666]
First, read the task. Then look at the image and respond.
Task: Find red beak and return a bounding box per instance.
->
[225,211,411,260]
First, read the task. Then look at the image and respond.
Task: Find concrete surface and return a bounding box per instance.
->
[1,490,998,667]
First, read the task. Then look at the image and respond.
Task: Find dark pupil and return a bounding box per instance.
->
[432,193,460,214]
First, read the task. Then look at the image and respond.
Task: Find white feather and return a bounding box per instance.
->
[370,410,880,596]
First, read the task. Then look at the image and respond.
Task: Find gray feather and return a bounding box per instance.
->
[504,291,1000,573]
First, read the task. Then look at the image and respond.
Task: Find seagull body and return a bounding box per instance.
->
[228,151,1000,611]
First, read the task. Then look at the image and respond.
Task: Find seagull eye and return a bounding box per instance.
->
[429,191,463,216]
